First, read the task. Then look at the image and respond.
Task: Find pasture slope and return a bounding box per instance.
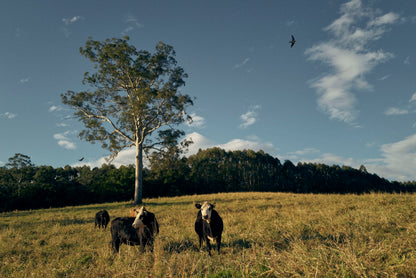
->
[1,192,416,277]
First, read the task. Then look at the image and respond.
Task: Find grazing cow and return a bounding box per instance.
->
[195,202,223,256]
[95,210,110,229]
[129,207,138,217]
[110,207,159,253]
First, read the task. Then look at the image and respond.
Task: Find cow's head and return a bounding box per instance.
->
[132,206,148,229]
[195,202,215,221]
[132,206,158,234]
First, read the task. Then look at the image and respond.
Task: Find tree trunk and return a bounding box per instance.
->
[134,143,143,205]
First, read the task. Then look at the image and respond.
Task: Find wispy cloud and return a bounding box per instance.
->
[49,105,63,112]
[404,56,411,65]
[305,0,399,125]
[61,16,84,38]
[0,112,17,119]
[286,20,295,27]
[185,132,278,156]
[384,107,409,116]
[240,105,261,129]
[19,77,30,84]
[378,74,391,81]
[286,148,320,160]
[62,16,84,26]
[53,131,76,150]
[233,57,250,70]
[383,92,416,116]
[121,15,144,35]
[410,92,416,103]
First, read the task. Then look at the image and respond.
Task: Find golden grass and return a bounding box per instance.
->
[1,192,416,277]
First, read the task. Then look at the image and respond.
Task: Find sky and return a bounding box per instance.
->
[1,0,416,181]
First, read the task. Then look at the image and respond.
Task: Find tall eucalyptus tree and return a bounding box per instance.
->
[62,37,193,204]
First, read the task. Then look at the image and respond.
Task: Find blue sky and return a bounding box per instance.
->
[1,0,416,181]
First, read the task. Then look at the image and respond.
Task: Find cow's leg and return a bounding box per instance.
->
[139,235,145,253]
[112,237,120,253]
[216,235,221,254]
[148,237,155,252]
[198,235,203,250]
[204,236,212,256]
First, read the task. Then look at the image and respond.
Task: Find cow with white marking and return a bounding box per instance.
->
[195,202,223,256]
[110,207,159,253]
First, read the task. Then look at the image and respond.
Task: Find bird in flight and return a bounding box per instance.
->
[79,157,84,161]
[289,35,296,48]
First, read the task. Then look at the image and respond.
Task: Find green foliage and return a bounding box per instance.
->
[61,37,193,204]
[1,149,416,212]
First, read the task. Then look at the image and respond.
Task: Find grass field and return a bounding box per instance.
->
[1,192,416,277]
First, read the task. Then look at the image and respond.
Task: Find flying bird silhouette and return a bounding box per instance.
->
[289,35,296,48]
[79,157,84,161]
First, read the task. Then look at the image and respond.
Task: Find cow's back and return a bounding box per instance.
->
[111,217,138,240]
[195,210,204,235]
[210,210,223,235]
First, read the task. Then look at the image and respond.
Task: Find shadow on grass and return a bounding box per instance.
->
[163,238,198,253]
[224,239,253,249]
[163,238,254,255]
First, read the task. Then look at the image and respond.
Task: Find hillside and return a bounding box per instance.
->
[1,192,416,277]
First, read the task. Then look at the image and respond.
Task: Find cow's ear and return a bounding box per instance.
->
[195,204,201,209]
[212,202,216,208]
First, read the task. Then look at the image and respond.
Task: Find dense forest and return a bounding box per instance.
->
[1,148,415,212]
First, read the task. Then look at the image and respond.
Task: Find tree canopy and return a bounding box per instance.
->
[61,37,193,204]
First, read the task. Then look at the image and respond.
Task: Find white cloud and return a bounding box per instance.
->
[233,57,250,69]
[306,153,359,168]
[378,74,390,81]
[368,12,399,27]
[62,16,84,26]
[286,148,320,160]
[384,107,409,116]
[409,92,416,103]
[1,112,17,119]
[79,132,279,168]
[240,105,261,129]
[286,20,295,27]
[122,15,144,35]
[54,132,76,150]
[187,113,206,128]
[185,132,277,156]
[287,134,416,181]
[404,56,411,65]
[49,105,63,112]
[305,0,398,124]
[61,16,84,38]
[368,134,416,181]
[19,77,30,84]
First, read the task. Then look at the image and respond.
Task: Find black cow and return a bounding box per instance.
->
[95,210,110,229]
[110,207,159,253]
[195,202,223,256]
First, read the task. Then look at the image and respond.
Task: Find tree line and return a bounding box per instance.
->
[1,149,415,212]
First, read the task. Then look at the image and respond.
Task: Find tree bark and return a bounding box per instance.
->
[134,143,143,204]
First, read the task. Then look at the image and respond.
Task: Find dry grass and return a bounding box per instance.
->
[1,192,416,277]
